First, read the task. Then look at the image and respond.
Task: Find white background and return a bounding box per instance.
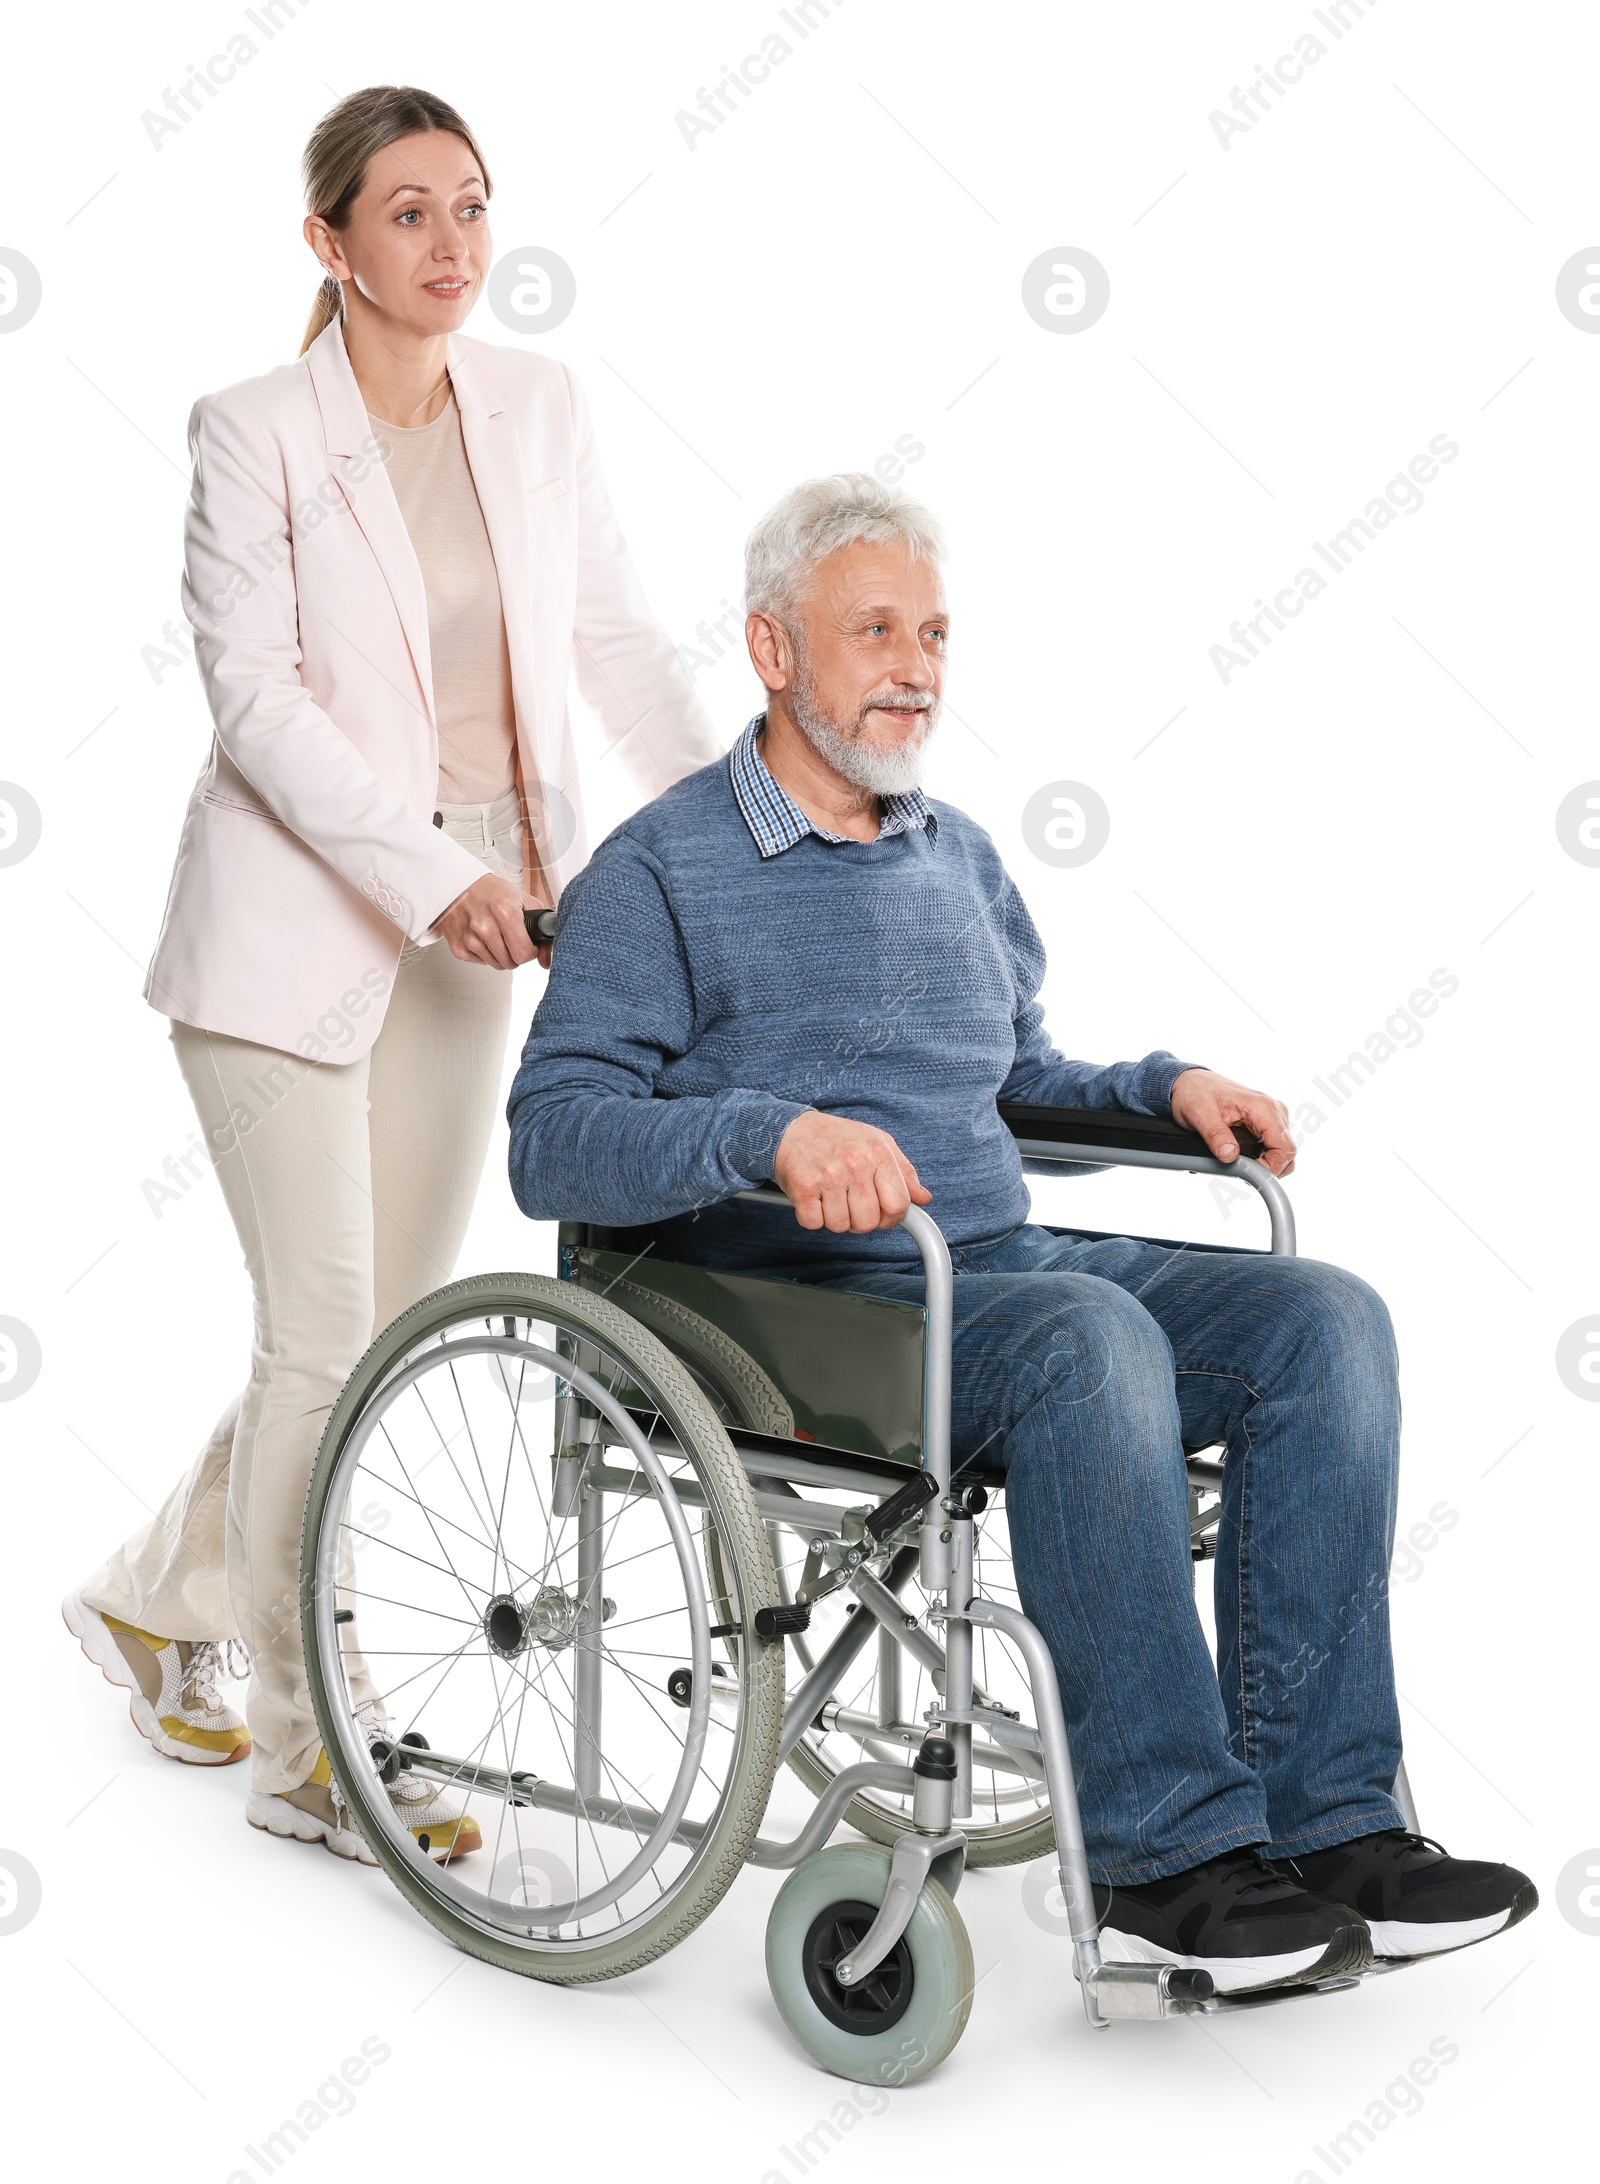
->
[1,2,1594,2177]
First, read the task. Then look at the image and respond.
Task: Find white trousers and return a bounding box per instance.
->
[82,793,525,1793]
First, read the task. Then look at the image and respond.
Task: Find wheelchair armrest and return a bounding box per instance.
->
[997,1102,1264,1162]
[999,1102,1295,1257]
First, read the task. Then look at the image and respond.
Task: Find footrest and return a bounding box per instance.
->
[1088,1960,1214,2020]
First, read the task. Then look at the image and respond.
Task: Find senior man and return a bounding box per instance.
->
[506,475,1533,1994]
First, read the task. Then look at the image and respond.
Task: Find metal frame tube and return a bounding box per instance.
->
[734,1189,954,1488]
[817,1703,1044,1781]
[1011,1141,1296,1257]
[899,1202,954,1493]
[433,1755,917,1871]
[875,1622,902,1729]
[747,1761,917,1870]
[833,1828,968,1988]
[944,1515,975,1817]
[584,1459,859,1538]
[849,1565,946,1678]
[573,1479,604,1804]
[1393,1756,1421,1833]
[834,1552,1009,1719]
[745,1448,912,1499]
[957,1596,1106,2024]
[776,1548,918,1765]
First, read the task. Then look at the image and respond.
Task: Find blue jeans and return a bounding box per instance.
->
[814,1224,1405,1884]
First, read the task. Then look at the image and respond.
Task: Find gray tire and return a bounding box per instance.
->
[576,1272,796,1439]
[765,1845,973,2084]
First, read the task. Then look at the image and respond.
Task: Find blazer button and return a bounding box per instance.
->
[432,810,444,828]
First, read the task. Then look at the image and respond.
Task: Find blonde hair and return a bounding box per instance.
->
[298,86,492,356]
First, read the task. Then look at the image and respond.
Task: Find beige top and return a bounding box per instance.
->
[370,390,520,808]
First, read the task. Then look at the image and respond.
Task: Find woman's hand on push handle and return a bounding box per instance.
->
[432,873,552,969]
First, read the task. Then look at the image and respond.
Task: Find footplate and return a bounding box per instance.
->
[1086,1961,1215,2019]
[1078,1947,1426,2022]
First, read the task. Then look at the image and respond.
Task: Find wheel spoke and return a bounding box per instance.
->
[361,1627,485,1716]
[337,1520,492,1594]
[335,1587,480,1629]
[374,1420,493,1627]
[357,1459,534,1582]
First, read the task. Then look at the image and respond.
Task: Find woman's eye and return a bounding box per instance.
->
[397,208,422,225]
[461,201,487,219]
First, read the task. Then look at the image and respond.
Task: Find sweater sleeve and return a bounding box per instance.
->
[994,869,1200,1115]
[506,837,806,1225]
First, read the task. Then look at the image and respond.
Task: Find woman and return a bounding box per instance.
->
[63,86,716,1862]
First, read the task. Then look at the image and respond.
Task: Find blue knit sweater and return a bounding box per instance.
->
[506,751,1194,1276]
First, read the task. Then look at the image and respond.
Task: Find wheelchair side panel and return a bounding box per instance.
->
[564,1244,927,1468]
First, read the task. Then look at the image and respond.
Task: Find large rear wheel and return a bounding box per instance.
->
[302,1272,785,1981]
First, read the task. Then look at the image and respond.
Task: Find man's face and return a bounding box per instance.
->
[784,540,948,795]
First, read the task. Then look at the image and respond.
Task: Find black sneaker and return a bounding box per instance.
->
[1289,1830,1537,1959]
[1094,1847,1371,1995]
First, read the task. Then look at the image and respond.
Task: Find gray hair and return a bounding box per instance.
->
[744,473,945,623]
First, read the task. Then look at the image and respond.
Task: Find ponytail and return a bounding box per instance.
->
[299,272,345,358]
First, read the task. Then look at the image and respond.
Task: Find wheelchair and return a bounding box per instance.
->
[299,1101,1424,2082]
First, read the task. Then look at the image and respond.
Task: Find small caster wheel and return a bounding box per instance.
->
[765,1845,974,2084]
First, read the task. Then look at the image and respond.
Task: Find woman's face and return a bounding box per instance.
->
[307,130,491,336]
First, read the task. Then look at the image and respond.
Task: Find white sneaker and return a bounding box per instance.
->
[247,1737,483,1865]
[353,1700,483,1862]
[64,1590,251,1765]
[246,1748,377,1863]
[384,1770,484,1862]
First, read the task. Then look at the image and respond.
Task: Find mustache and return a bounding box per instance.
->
[860,690,937,720]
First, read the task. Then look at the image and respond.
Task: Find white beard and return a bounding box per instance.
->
[790,668,940,798]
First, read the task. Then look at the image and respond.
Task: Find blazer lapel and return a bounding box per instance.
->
[306,320,435,729]
[304,323,544,770]
[448,337,542,765]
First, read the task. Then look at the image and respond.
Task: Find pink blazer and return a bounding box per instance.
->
[144,318,718,1062]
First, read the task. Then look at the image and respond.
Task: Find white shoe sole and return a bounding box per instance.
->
[62,1590,244,1767]
[1369,1910,1510,1957]
[1098,1921,1364,1995]
[246,1791,377,1865]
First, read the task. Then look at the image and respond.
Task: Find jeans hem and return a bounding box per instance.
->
[1091,1821,1268,1888]
[1263,1800,1406,1859]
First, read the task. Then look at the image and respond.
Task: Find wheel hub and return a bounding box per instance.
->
[484,1586,615,1658]
[801,1899,915,2032]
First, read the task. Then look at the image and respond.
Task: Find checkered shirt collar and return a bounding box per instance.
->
[727,716,937,860]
